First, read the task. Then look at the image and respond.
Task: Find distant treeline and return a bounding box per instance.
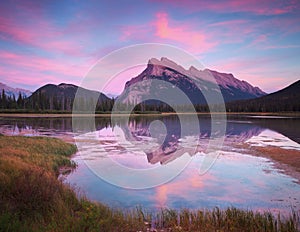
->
[0,90,26,110]
[226,99,300,112]
[1,89,299,113]
[0,90,210,113]
[0,90,115,112]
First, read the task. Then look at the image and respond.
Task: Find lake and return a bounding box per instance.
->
[1,114,300,215]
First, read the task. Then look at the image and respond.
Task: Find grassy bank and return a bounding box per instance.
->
[0,135,299,231]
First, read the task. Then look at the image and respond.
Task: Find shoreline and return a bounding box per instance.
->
[236,143,300,184]
[254,146,300,184]
[0,112,300,118]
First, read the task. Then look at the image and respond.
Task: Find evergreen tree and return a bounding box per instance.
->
[1,89,6,109]
[17,92,23,109]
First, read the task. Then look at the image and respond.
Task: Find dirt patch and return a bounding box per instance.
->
[236,143,300,183]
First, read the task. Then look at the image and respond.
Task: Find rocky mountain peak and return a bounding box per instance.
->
[120,57,267,105]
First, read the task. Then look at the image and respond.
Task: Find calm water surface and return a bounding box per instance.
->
[1,115,300,215]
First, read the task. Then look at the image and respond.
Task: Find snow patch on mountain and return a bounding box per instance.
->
[0,82,32,98]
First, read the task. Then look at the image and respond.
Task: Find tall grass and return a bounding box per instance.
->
[0,135,299,231]
[150,207,299,232]
[0,136,79,231]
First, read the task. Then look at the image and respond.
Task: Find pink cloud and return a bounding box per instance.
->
[44,40,86,57]
[209,0,298,15]
[0,51,85,76]
[121,12,217,54]
[263,44,300,50]
[251,34,268,46]
[0,66,65,89]
[150,0,299,15]
[0,51,93,90]
[209,14,300,46]
[208,56,298,93]
[208,19,248,27]
[120,25,152,41]
[263,16,300,35]
[0,16,40,45]
[208,19,256,44]
[0,2,98,86]
[121,11,296,57]
[154,12,217,54]
[0,10,87,56]
[210,57,270,73]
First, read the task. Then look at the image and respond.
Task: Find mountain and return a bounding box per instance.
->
[30,83,107,100]
[0,82,32,98]
[27,83,112,111]
[118,57,266,106]
[207,69,265,100]
[226,80,300,112]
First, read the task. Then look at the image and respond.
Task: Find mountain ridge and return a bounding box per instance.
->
[226,80,300,112]
[26,83,112,111]
[147,57,265,96]
[0,82,32,98]
[120,57,266,105]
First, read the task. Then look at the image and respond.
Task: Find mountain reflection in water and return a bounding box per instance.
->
[1,115,300,214]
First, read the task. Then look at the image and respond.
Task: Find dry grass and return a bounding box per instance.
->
[252,146,300,172]
[0,136,79,231]
[237,143,300,182]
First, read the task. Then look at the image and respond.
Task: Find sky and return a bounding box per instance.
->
[0,0,299,94]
